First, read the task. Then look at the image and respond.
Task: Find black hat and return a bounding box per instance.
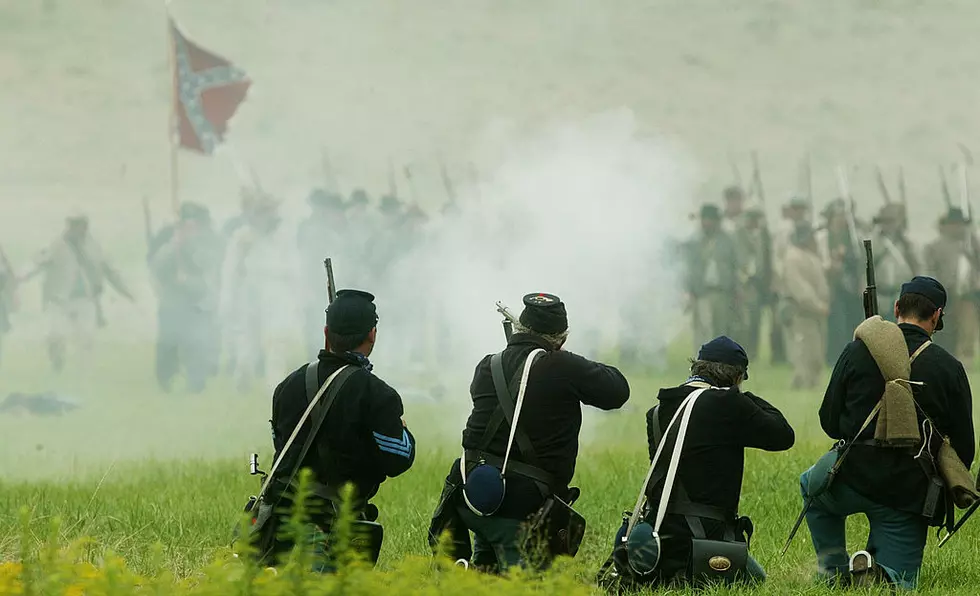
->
[348,189,369,208]
[723,186,745,202]
[519,293,568,335]
[326,289,379,335]
[821,198,847,219]
[900,276,947,331]
[700,204,722,220]
[179,202,210,223]
[941,207,970,225]
[309,188,344,210]
[380,195,402,213]
[697,336,750,380]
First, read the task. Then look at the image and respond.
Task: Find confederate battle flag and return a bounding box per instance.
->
[170,19,251,154]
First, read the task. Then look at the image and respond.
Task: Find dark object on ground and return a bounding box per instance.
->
[0,392,80,416]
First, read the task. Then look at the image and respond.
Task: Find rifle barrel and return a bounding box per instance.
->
[324,258,336,304]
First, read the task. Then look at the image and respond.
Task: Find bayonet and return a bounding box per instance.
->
[940,166,953,209]
[875,165,893,205]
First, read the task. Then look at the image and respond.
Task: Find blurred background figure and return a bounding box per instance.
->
[924,207,979,363]
[684,204,740,353]
[782,222,829,390]
[817,199,864,364]
[148,202,223,394]
[221,195,301,392]
[31,213,133,373]
[872,203,919,318]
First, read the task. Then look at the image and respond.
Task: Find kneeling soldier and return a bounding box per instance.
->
[429,293,630,573]
[254,289,416,570]
[601,336,794,588]
[801,277,974,589]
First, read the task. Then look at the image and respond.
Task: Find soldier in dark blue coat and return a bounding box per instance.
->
[431,293,630,573]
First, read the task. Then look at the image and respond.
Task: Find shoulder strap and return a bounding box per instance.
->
[306,358,320,402]
[257,363,354,502]
[910,340,933,364]
[627,387,711,537]
[488,350,544,466]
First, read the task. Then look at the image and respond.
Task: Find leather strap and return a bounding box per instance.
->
[910,340,933,364]
[650,403,737,542]
[628,387,710,537]
[258,362,353,502]
[464,449,555,491]
[487,350,544,467]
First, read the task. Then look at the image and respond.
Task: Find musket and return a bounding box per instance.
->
[836,165,862,253]
[938,500,980,548]
[897,167,908,207]
[751,151,767,207]
[439,158,457,205]
[863,240,878,318]
[402,164,421,204]
[324,257,337,305]
[728,152,743,189]
[940,166,954,209]
[495,301,518,340]
[323,257,337,352]
[875,165,893,205]
[959,162,971,214]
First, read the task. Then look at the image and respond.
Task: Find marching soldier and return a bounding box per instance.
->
[721,186,746,235]
[872,204,919,318]
[817,199,864,365]
[733,207,772,358]
[221,196,301,392]
[685,205,740,351]
[258,289,416,569]
[923,207,979,363]
[801,277,974,589]
[148,203,223,393]
[32,213,133,372]
[770,197,812,364]
[782,223,830,389]
[428,293,630,573]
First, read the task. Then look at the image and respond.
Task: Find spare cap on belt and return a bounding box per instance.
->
[326,289,378,335]
[519,293,568,335]
[697,336,750,380]
[901,276,946,331]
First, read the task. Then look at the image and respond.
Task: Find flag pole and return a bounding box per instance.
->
[166,2,180,221]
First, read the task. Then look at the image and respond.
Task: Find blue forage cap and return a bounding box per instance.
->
[326,289,378,335]
[901,276,947,331]
[697,336,750,380]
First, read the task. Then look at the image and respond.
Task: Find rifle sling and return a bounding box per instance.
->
[270,360,357,508]
[486,352,539,463]
[649,403,739,543]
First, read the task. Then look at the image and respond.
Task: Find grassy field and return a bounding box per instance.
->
[1,333,979,595]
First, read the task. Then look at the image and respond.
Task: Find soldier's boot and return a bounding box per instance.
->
[849,550,887,588]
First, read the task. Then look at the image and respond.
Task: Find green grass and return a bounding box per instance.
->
[1,335,979,594]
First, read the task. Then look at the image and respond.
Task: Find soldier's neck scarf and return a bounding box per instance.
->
[344,351,373,372]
